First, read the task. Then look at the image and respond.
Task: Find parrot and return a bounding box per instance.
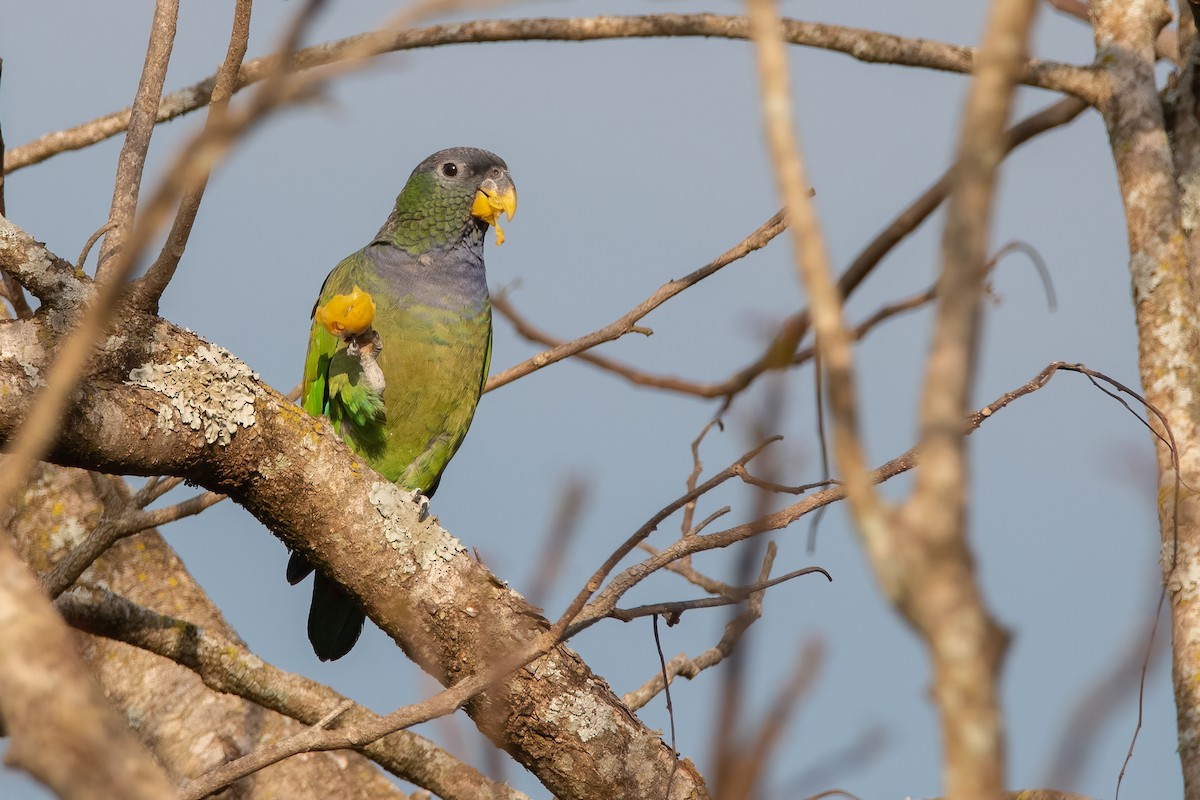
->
[288,147,517,661]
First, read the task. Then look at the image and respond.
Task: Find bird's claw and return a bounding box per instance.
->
[408,488,430,521]
[346,328,383,359]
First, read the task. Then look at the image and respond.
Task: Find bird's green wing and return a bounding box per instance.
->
[302,251,386,457]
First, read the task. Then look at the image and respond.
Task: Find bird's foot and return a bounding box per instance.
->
[408,488,430,521]
[345,328,383,359]
[347,329,386,395]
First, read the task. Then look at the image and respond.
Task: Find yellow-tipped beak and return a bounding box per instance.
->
[471,176,518,246]
[315,285,376,338]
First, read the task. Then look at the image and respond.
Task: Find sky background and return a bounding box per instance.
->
[0,1,1177,798]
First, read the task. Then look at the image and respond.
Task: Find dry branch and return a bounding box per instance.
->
[58,586,530,800]
[133,0,253,309]
[487,210,787,391]
[1090,1,1200,795]
[3,14,1100,173]
[95,0,179,282]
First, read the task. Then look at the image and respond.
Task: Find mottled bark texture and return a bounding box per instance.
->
[1092,1,1200,796]
[6,463,410,799]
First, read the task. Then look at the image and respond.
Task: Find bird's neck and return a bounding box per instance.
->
[375,214,487,256]
[375,175,485,255]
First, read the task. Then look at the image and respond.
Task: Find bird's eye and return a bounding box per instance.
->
[442,163,458,177]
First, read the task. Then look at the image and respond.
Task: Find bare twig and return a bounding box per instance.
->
[549,437,787,639]
[76,222,118,271]
[747,0,886,566]
[42,487,225,598]
[95,0,180,282]
[0,58,32,320]
[487,210,787,391]
[134,0,253,310]
[622,544,781,714]
[131,474,184,508]
[3,14,1101,173]
[608,566,831,623]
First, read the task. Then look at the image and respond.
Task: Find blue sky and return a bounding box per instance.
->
[0,2,1177,798]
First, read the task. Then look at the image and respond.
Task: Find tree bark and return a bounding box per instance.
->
[7,462,410,799]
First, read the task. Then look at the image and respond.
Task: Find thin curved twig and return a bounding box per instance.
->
[487,210,787,391]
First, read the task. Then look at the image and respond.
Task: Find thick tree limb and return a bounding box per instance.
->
[0,524,174,799]
[10,463,408,799]
[0,218,707,800]
[1090,1,1200,796]
[57,586,529,800]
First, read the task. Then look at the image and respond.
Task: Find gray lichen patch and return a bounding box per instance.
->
[544,687,617,743]
[126,344,259,445]
[21,361,44,388]
[369,481,466,573]
[47,515,87,553]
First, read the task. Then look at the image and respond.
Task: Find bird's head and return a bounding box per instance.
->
[388,147,517,253]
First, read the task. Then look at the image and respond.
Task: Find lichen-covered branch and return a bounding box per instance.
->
[56,586,528,800]
[9,463,407,799]
[1091,1,1200,796]
[0,520,174,800]
[0,218,706,800]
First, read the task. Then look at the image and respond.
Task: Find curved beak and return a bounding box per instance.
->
[471,171,518,245]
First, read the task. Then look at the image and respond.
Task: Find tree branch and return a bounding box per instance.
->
[4,14,1101,173]
[132,0,253,310]
[95,0,179,282]
[58,587,531,800]
[1090,1,1200,795]
[487,210,787,392]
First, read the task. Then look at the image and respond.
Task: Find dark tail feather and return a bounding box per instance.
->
[287,551,365,660]
[307,570,366,661]
[286,550,315,584]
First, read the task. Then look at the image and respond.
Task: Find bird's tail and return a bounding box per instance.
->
[287,552,366,661]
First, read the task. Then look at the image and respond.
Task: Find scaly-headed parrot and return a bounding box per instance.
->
[288,147,516,661]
